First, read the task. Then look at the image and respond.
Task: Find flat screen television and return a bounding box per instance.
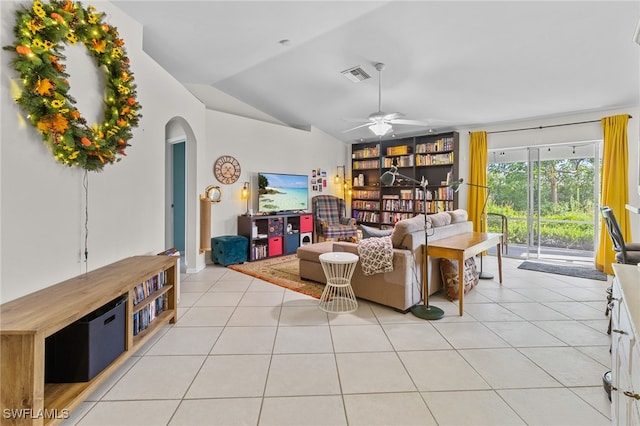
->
[258,172,309,213]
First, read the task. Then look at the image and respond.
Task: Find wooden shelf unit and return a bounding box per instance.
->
[238,212,313,261]
[350,131,459,228]
[0,256,178,426]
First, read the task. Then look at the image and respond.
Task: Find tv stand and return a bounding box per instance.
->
[238,212,313,261]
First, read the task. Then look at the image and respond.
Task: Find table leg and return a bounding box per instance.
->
[497,239,503,284]
[458,254,465,316]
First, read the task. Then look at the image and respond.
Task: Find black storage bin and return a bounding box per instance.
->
[45,296,126,382]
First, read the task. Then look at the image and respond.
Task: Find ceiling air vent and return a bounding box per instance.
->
[341,66,371,83]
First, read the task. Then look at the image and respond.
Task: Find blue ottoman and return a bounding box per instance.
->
[211,235,248,266]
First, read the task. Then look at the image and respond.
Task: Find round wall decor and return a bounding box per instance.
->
[5,0,142,171]
[213,155,241,184]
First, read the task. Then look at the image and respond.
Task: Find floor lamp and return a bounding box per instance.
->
[381,166,444,320]
[450,178,493,279]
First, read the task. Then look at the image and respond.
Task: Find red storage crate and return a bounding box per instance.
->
[268,237,283,257]
[300,214,313,233]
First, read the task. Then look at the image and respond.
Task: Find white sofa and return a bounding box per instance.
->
[297,210,472,312]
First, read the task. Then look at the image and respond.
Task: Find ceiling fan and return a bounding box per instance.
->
[343,62,430,137]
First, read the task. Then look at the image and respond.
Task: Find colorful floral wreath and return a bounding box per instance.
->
[4,0,141,171]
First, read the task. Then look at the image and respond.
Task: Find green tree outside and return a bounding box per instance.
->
[486,157,596,251]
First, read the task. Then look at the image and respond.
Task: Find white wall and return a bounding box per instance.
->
[455,107,640,239]
[0,1,206,302]
[201,110,347,243]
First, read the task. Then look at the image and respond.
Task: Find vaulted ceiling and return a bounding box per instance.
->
[112,1,640,143]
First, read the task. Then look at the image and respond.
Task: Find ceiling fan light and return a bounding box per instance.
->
[369,122,392,136]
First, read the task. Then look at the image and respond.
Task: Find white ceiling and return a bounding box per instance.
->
[111,1,640,143]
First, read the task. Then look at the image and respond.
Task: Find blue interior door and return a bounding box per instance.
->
[172,142,186,255]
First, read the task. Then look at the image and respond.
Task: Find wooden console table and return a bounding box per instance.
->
[0,256,178,426]
[427,232,503,316]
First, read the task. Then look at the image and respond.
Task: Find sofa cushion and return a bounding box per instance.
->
[391,214,427,248]
[360,224,393,239]
[447,209,468,223]
[440,257,479,300]
[357,236,394,276]
[296,241,334,263]
[428,212,451,228]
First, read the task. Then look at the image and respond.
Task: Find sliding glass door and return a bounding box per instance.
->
[487,142,600,264]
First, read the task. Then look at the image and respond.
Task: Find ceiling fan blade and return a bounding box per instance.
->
[342,122,375,133]
[382,112,404,121]
[343,117,373,123]
[389,118,430,126]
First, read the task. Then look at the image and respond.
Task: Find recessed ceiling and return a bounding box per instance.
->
[112,1,640,143]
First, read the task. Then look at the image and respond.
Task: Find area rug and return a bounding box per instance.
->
[228,255,324,298]
[517,261,608,281]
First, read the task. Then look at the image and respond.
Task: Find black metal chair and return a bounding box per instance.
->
[600,206,640,335]
[600,206,640,265]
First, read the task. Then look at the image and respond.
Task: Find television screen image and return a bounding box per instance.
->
[258,172,308,213]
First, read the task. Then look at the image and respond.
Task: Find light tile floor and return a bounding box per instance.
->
[64,256,612,425]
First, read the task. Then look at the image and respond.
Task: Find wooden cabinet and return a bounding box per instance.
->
[611,264,640,425]
[238,213,313,261]
[0,256,178,426]
[351,131,459,227]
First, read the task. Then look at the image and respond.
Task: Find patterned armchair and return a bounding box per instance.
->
[312,195,358,242]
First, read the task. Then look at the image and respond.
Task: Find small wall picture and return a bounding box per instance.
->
[311,168,324,191]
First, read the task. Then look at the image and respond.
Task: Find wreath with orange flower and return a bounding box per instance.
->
[4,0,141,171]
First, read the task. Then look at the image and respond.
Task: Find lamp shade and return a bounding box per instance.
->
[380,166,398,185]
[369,122,392,136]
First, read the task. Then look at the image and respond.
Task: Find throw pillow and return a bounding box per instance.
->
[360,224,393,239]
[391,214,426,248]
[447,209,468,223]
[429,212,452,228]
[440,257,479,300]
[357,236,394,276]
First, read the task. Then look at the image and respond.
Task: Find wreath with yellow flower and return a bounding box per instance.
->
[4,0,141,171]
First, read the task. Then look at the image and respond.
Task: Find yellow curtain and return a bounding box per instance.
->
[596,114,630,275]
[468,131,488,232]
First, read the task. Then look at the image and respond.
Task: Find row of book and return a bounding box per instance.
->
[352,200,380,210]
[382,199,414,212]
[415,152,454,166]
[415,137,455,153]
[416,200,455,213]
[353,159,379,170]
[351,189,379,199]
[251,244,269,260]
[415,187,454,201]
[133,294,168,336]
[352,210,379,223]
[352,145,380,159]
[381,212,413,224]
[132,272,166,306]
[382,155,413,168]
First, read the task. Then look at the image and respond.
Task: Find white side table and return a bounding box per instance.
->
[318,252,359,313]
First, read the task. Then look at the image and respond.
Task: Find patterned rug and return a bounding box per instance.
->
[228,255,325,298]
[517,261,608,281]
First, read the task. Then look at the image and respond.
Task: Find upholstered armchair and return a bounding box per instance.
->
[312,195,358,242]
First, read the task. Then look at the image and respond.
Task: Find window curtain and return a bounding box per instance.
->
[596,114,630,275]
[468,131,488,232]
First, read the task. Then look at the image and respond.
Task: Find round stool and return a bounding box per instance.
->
[318,252,359,314]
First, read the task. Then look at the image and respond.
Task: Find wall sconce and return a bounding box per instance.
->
[199,185,221,254]
[241,181,251,215]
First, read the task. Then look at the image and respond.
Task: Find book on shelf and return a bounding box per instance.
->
[353,210,379,223]
[352,144,380,159]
